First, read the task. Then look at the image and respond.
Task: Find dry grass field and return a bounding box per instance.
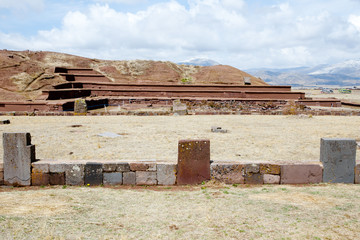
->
[0,115,360,163]
[0,184,359,239]
[301,89,360,103]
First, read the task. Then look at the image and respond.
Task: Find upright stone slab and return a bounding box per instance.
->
[3,133,35,186]
[320,138,356,183]
[173,100,187,115]
[84,162,103,185]
[177,139,210,185]
[74,99,87,116]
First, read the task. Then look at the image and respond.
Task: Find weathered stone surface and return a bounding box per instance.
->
[31,172,50,186]
[177,139,210,185]
[103,172,123,185]
[129,162,156,172]
[263,174,280,184]
[281,164,322,184]
[244,173,263,184]
[74,99,87,115]
[65,163,85,186]
[3,132,35,186]
[84,162,103,185]
[0,162,3,172]
[211,164,244,184]
[49,173,65,185]
[260,164,281,175]
[49,162,66,173]
[246,164,260,174]
[32,162,49,173]
[157,164,176,185]
[355,164,360,184]
[116,163,130,172]
[173,100,187,115]
[123,172,136,185]
[211,126,228,133]
[136,171,157,185]
[103,162,118,172]
[320,138,356,183]
[0,171,4,185]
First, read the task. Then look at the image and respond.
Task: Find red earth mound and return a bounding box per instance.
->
[0,50,267,101]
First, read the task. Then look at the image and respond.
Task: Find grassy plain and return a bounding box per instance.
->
[0,184,359,239]
[0,115,359,163]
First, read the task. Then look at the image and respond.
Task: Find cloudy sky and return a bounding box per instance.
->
[1,0,360,69]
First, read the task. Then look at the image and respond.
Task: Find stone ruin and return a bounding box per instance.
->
[0,67,346,114]
[1,133,359,186]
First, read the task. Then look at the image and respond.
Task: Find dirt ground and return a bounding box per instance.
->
[0,184,359,239]
[0,115,359,163]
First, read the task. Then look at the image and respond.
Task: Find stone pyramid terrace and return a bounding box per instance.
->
[0,67,342,113]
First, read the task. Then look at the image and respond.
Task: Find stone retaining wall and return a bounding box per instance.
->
[1,133,359,186]
[1,160,360,186]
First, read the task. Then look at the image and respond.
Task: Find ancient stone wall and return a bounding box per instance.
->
[1,134,359,186]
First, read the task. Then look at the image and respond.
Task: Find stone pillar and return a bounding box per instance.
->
[320,138,356,183]
[172,99,187,115]
[3,133,35,186]
[177,139,210,185]
[74,99,87,115]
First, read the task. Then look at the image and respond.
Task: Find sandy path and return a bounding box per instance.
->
[0,115,359,163]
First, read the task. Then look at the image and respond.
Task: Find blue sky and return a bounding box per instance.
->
[1,0,360,69]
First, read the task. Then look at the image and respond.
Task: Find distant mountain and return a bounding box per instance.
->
[247,60,360,87]
[178,58,220,66]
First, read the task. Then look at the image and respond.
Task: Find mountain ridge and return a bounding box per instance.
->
[247,59,360,87]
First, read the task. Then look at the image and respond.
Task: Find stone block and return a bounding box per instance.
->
[157,164,176,185]
[211,126,228,133]
[84,162,103,186]
[32,162,49,173]
[281,164,322,184]
[177,139,210,185]
[3,132,36,186]
[103,172,123,185]
[136,171,157,185]
[263,174,280,184]
[129,162,156,172]
[49,162,66,173]
[123,172,136,185]
[116,163,130,172]
[320,138,356,183]
[244,173,263,184]
[0,162,3,171]
[103,162,118,172]
[49,173,65,185]
[211,164,244,184]
[355,164,360,184]
[65,163,85,186]
[173,100,187,115]
[260,164,281,175]
[74,99,87,115]
[31,172,50,186]
[246,164,260,174]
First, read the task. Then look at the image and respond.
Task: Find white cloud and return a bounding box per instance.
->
[1,0,360,68]
[349,14,360,31]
